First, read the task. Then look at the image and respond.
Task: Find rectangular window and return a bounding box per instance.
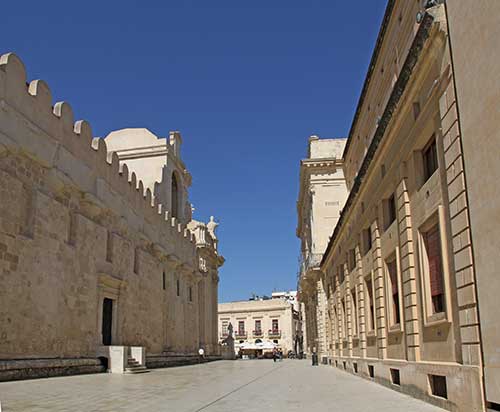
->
[386,258,400,325]
[423,224,445,314]
[385,193,397,229]
[348,249,356,272]
[429,374,447,399]
[362,228,372,255]
[188,286,192,302]
[341,299,347,338]
[366,277,375,331]
[221,321,228,336]
[333,307,338,339]
[338,267,345,285]
[162,272,166,290]
[255,320,262,334]
[351,288,358,336]
[272,319,279,332]
[423,137,438,182]
[391,368,401,386]
[238,321,245,334]
[176,278,180,297]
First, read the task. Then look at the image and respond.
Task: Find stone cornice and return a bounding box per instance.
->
[321,12,435,268]
[300,157,342,169]
[342,0,396,160]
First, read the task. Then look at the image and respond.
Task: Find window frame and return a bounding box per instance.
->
[341,297,347,340]
[384,249,403,332]
[255,319,262,334]
[362,227,373,256]
[364,272,377,335]
[422,135,439,183]
[350,285,359,338]
[271,318,279,332]
[238,320,245,334]
[417,207,452,326]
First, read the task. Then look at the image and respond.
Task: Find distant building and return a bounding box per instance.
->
[296,136,348,358]
[271,290,299,311]
[218,295,301,355]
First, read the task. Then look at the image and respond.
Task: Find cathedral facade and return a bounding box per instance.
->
[0,52,223,380]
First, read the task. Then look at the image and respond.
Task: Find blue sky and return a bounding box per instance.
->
[3,0,387,302]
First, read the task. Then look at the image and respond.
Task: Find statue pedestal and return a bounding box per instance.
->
[221,336,236,360]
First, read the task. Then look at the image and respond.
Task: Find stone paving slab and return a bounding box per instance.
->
[0,360,445,412]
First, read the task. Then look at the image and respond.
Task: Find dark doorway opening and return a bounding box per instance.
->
[102,298,113,345]
[98,356,109,371]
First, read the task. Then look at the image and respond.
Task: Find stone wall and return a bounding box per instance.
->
[0,52,223,379]
[445,0,500,406]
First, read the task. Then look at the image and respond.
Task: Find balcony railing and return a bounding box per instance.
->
[253,330,263,337]
[268,329,281,338]
[235,331,247,338]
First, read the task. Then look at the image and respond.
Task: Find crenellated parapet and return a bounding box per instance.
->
[0,52,221,267]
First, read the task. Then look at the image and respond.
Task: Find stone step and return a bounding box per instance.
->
[124,365,149,374]
[127,357,141,367]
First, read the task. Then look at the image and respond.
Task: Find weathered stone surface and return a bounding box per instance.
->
[0,52,223,380]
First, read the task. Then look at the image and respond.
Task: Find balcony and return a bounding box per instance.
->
[253,329,263,337]
[268,329,281,338]
[235,331,247,339]
[304,253,323,272]
[298,253,323,285]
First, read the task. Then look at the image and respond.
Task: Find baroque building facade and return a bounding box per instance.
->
[0,53,223,380]
[297,1,500,411]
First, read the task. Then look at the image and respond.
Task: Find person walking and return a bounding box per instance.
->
[272,347,277,363]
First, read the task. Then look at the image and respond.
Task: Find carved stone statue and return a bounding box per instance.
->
[227,322,233,337]
[207,216,219,240]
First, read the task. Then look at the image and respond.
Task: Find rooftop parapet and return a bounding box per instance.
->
[307,135,347,160]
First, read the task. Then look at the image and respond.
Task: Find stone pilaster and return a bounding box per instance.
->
[372,220,387,359]
[328,283,336,358]
[335,274,343,358]
[345,263,353,358]
[396,178,421,361]
[355,245,367,358]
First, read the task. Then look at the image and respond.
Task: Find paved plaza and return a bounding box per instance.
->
[0,360,444,412]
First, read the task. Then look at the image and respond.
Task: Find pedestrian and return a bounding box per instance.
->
[198,347,205,364]
[272,347,277,363]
